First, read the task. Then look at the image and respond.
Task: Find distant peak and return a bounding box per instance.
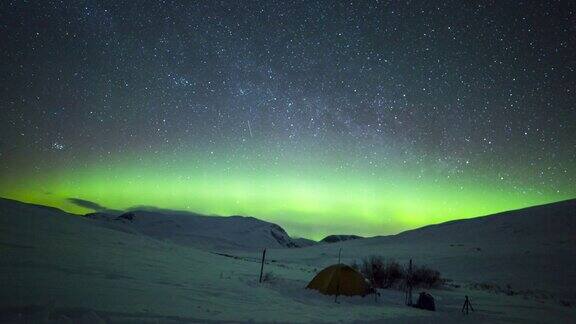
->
[321,234,363,243]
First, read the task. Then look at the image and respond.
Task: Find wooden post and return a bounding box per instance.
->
[338,247,342,263]
[259,248,266,283]
[405,259,413,305]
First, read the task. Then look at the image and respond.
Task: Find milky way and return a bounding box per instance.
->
[1,1,575,239]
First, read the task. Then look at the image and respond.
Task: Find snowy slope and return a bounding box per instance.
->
[385,198,576,244]
[85,209,301,251]
[0,197,451,323]
[245,199,576,302]
[1,197,575,323]
[357,199,576,297]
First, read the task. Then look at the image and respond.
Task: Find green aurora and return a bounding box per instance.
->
[1,1,575,241]
[1,146,572,240]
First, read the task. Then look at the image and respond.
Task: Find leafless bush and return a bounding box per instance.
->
[410,265,442,289]
[356,256,403,288]
[352,257,442,289]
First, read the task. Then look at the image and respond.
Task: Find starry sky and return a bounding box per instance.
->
[1,1,575,239]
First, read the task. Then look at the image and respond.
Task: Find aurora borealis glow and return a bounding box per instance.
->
[1,1,575,239]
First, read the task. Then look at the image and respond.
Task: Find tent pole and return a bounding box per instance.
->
[259,248,266,283]
[334,267,341,303]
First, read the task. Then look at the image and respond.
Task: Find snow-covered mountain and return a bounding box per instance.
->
[85,209,301,250]
[320,234,363,243]
[2,197,575,323]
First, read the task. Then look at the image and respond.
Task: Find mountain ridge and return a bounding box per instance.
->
[85,209,302,250]
[3,196,575,250]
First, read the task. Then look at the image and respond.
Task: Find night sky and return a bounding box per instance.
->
[1,1,575,239]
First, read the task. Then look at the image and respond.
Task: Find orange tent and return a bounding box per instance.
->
[306,264,370,296]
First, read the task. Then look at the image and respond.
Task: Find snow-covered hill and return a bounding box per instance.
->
[383,198,576,244]
[1,197,575,323]
[254,199,576,302]
[320,234,363,243]
[356,199,576,297]
[85,209,301,251]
